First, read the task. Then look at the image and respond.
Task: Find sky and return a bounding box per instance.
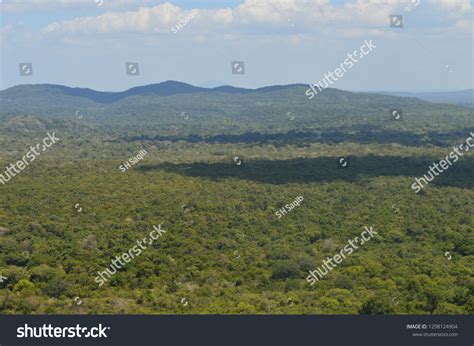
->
[0,0,472,92]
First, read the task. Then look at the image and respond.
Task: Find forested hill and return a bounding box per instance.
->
[0,82,473,315]
[1,81,472,138]
[379,89,474,106]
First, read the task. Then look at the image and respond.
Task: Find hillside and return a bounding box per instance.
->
[1,82,473,140]
[0,81,473,315]
[379,90,474,106]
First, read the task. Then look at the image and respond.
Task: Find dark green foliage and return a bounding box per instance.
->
[0,86,472,314]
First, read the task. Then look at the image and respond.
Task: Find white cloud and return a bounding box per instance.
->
[435,0,471,13]
[40,3,189,34]
[18,0,473,38]
[1,0,162,12]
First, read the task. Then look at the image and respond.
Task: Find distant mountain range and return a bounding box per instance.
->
[377,90,473,106]
[1,81,471,106]
[0,80,428,122]
[1,81,472,139]
[0,81,311,104]
[0,81,474,145]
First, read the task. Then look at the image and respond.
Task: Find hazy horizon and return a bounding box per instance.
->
[1,0,472,92]
[1,80,473,94]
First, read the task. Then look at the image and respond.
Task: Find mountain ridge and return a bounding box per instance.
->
[3,81,471,107]
[0,81,314,104]
[376,89,473,105]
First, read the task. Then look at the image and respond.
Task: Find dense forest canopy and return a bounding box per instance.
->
[0,82,472,314]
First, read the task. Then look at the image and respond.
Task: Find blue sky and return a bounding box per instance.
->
[1,0,472,92]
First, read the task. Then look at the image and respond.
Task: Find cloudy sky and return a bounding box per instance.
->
[0,0,472,92]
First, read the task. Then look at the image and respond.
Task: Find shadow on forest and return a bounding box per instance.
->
[116,128,473,147]
[139,155,474,189]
